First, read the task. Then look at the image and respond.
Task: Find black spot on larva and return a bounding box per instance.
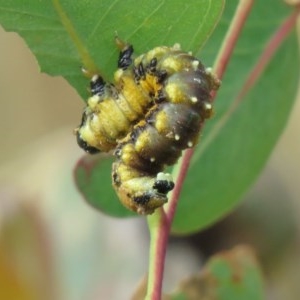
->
[134,63,145,82]
[118,44,134,70]
[76,130,100,154]
[156,89,166,103]
[148,58,157,73]
[133,194,151,205]
[156,70,168,84]
[112,171,121,187]
[90,75,105,96]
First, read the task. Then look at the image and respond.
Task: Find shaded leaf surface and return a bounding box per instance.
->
[170,246,264,300]
[74,154,135,217]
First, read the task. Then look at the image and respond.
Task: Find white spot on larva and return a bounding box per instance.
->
[175,134,180,141]
[172,43,181,50]
[191,97,198,103]
[88,94,101,105]
[204,102,212,111]
[192,60,199,69]
[205,67,213,74]
[193,77,201,84]
[150,157,156,162]
[157,172,173,182]
[187,141,193,147]
[91,74,99,83]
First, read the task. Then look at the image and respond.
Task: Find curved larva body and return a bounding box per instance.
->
[113,68,219,214]
[76,40,220,214]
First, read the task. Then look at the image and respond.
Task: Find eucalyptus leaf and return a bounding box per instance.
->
[170,246,264,300]
[0,0,223,100]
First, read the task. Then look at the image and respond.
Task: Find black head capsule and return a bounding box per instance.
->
[153,180,174,194]
[153,173,175,194]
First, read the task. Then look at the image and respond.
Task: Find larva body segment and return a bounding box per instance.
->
[76,45,156,153]
[76,40,220,214]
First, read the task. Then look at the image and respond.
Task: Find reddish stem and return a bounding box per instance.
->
[146,2,300,300]
[146,209,170,300]
[165,148,196,223]
[237,4,300,99]
[213,0,255,81]
[146,3,255,297]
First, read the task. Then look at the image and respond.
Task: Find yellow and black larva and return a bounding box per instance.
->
[76,38,220,215]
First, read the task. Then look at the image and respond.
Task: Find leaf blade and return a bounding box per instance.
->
[0,0,224,100]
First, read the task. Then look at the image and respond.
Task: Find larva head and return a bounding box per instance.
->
[112,165,174,214]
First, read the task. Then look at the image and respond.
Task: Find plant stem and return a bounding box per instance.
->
[145,209,169,300]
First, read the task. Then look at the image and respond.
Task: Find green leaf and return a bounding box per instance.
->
[171,1,299,233]
[74,154,135,217]
[170,246,264,300]
[0,0,224,100]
